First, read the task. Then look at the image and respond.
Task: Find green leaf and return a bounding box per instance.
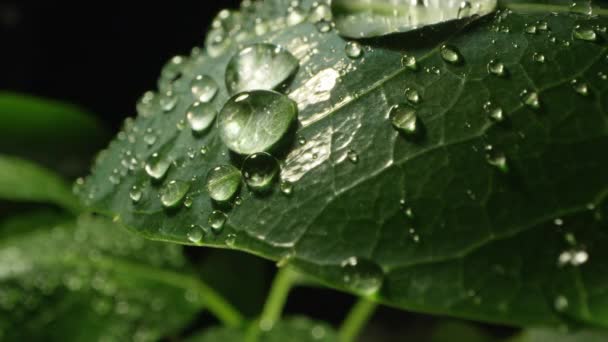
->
[186,317,337,342]
[512,329,608,342]
[0,214,204,341]
[80,0,608,328]
[0,154,80,213]
[0,92,109,176]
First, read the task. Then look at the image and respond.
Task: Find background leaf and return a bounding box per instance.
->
[80,0,608,328]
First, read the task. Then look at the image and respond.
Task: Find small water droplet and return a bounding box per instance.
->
[485,146,509,173]
[345,41,363,59]
[487,59,506,77]
[484,101,504,122]
[186,102,217,133]
[280,180,294,196]
[208,210,227,232]
[389,103,421,138]
[183,196,193,208]
[225,233,237,247]
[341,257,384,295]
[440,45,462,64]
[571,79,589,96]
[347,149,359,163]
[190,75,219,103]
[554,295,568,312]
[159,90,178,112]
[145,153,171,180]
[525,24,537,34]
[242,152,280,192]
[187,225,204,244]
[218,90,297,155]
[401,54,418,70]
[315,20,333,33]
[129,185,142,203]
[160,180,190,208]
[532,52,546,63]
[520,89,541,110]
[206,165,241,202]
[404,87,421,104]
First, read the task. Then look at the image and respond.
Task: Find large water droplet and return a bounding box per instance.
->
[187,225,205,244]
[160,180,190,208]
[401,54,418,70]
[389,103,421,137]
[225,43,299,94]
[440,45,462,64]
[218,90,297,155]
[186,102,217,133]
[341,257,384,295]
[331,0,497,38]
[208,210,227,232]
[190,75,219,102]
[573,25,597,41]
[242,152,279,192]
[487,59,506,77]
[404,87,421,104]
[206,165,242,202]
[145,153,171,180]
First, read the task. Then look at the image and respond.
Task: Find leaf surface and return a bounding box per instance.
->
[81,0,608,327]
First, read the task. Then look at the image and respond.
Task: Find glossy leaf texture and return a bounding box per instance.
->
[80,0,608,327]
[186,317,337,342]
[0,214,201,341]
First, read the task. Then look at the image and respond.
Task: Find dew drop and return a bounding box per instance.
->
[280,180,294,196]
[187,225,204,244]
[404,87,421,104]
[485,146,509,173]
[136,91,157,117]
[554,295,569,312]
[190,75,219,103]
[345,41,363,59]
[487,59,506,77]
[520,89,541,110]
[315,20,333,33]
[571,79,589,96]
[532,52,546,63]
[440,45,462,64]
[389,103,421,137]
[573,25,597,41]
[347,149,359,164]
[242,152,280,192]
[145,153,171,180]
[218,90,297,155]
[208,210,227,232]
[484,101,504,122]
[401,54,418,70]
[341,257,384,295]
[206,165,241,202]
[225,233,237,247]
[129,185,142,203]
[524,24,537,34]
[186,102,217,133]
[225,43,299,94]
[160,180,190,208]
[159,90,178,112]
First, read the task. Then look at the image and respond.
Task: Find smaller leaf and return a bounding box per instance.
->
[0,154,80,213]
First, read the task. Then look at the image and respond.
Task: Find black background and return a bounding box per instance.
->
[1,1,514,340]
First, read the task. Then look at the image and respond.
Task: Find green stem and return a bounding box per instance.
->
[338,298,378,342]
[77,255,244,328]
[246,267,299,342]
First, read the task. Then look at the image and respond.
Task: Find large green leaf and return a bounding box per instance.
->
[186,317,337,342]
[0,154,80,213]
[80,0,608,327]
[0,214,203,341]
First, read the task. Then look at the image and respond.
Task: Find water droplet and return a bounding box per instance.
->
[401,54,418,70]
[160,180,190,208]
[218,90,297,155]
[331,0,497,38]
[345,41,363,59]
[208,210,227,232]
[485,146,509,173]
[183,196,193,208]
[573,25,597,41]
[315,20,333,33]
[569,1,592,15]
[571,79,589,96]
[225,233,237,247]
[341,257,384,295]
[309,2,332,23]
[136,91,157,117]
[346,149,359,164]
[554,295,568,312]
[145,153,171,180]
[186,102,217,133]
[440,45,462,64]
[389,103,421,137]
[129,185,142,203]
[159,90,178,112]
[558,248,589,267]
[206,165,242,202]
[280,180,294,196]
[225,43,299,94]
[536,21,548,31]
[187,225,204,244]
[532,52,545,63]
[286,2,308,26]
[520,89,540,110]
[404,87,421,104]
[487,59,506,77]
[525,24,537,34]
[242,152,280,192]
[190,75,219,102]
[484,101,504,122]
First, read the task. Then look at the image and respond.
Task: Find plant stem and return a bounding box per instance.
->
[338,298,378,342]
[246,267,299,341]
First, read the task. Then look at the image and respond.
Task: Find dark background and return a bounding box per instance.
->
[1,1,514,340]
